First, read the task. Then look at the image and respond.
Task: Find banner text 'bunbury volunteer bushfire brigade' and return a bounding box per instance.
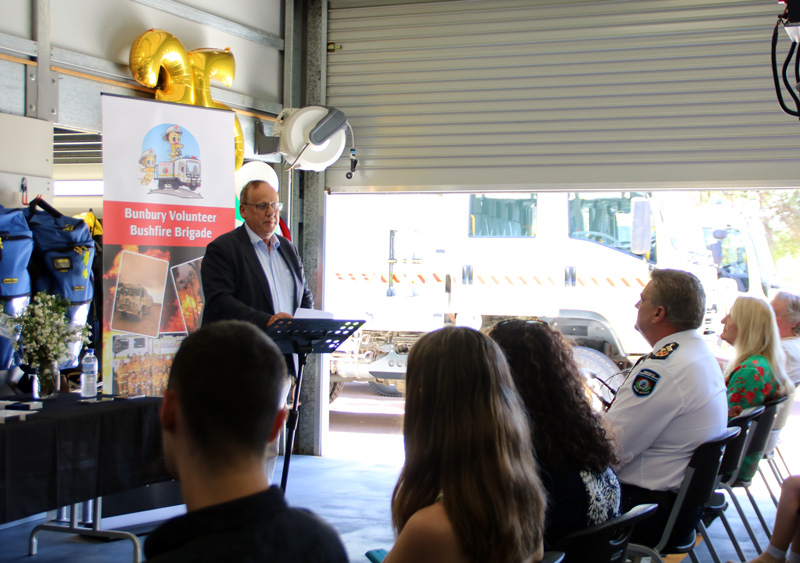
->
[101,95,234,396]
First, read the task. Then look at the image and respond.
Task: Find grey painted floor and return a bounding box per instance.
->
[0,381,793,562]
[0,455,400,563]
[0,453,784,563]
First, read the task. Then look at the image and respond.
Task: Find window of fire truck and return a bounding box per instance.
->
[568,192,655,261]
[468,193,537,237]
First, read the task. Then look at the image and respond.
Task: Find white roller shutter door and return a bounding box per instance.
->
[326,0,800,192]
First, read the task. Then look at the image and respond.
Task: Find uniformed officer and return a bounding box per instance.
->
[604,268,727,547]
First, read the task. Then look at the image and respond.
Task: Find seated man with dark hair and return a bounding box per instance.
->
[144,320,348,563]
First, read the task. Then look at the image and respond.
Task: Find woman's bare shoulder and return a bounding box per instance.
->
[384,503,543,563]
[384,503,469,563]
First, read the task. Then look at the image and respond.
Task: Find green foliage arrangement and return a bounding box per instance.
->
[6,291,91,370]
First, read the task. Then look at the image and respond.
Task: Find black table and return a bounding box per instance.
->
[0,392,173,561]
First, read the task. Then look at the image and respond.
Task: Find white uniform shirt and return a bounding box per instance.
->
[782,337,800,385]
[604,329,727,492]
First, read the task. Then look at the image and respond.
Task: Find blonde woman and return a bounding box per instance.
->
[384,326,546,563]
[720,295,795,480]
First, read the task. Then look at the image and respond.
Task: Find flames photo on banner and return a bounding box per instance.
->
[101,95,235,396]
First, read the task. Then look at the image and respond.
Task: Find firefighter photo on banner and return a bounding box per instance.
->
[101,95,235,396]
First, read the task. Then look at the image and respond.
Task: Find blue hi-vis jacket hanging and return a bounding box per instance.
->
[25,203,95,369]
[0,207,34,371]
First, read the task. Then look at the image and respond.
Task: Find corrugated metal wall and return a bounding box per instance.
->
[325,0,800,192]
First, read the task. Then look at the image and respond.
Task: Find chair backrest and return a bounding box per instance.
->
[772,389,795,433]
[654,426,741,552]
[365,549,387,563]
[719,405,765,486]
[554,504,657,563]
[764,389,795,456]
[743,396,787,460]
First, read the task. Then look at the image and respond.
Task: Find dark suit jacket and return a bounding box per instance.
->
[201,225,314,330]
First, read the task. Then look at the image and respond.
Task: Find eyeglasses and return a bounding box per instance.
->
[242,202,283,213]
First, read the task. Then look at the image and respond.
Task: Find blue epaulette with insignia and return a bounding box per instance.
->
[651,342,679,360]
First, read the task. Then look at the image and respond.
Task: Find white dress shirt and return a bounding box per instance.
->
[605,329,727,492]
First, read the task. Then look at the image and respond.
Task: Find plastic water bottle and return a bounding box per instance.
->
[81,349,98,398]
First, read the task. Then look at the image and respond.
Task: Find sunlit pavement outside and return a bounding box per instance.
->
[326,382,405,466]
[327,380,800,474]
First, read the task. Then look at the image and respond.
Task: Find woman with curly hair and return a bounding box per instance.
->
[489,319,621,548]
[721,295,795,480]
[384,326,546,563]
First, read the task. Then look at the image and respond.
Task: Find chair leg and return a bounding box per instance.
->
[719,509,747,562]
[777,445,793,476]
[697,521,722,563]
[744,485,772,539]
[758,464,780,508]
[689,550,701,563]
[768,457,786,487]
[722,485,763,553]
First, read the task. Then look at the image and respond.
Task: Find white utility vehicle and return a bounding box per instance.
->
[324,191,721,398]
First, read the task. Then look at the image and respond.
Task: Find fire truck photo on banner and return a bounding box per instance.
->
[102,95,235,396]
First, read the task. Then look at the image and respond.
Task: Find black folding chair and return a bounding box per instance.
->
[702,405,764,563]
[757,390,794,506]
[553,503,657,563]
[719,396,787,552]
[627,427,741,563]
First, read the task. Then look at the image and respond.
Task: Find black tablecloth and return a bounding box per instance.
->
[0,393,170,524]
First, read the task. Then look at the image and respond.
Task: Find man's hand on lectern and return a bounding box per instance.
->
[267,312,292,328]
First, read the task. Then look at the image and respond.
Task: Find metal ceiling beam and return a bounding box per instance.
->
[130,0,285,50]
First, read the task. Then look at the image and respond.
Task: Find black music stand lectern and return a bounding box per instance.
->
[266,317,364,492]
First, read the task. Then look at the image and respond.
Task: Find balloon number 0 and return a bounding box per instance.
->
[130,29,245,170]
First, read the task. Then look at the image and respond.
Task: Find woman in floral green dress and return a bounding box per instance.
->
[721,296,795,481]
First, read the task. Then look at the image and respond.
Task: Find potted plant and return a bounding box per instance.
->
[6,291,91,398]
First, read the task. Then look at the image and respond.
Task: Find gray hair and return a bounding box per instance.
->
[239,179,276,205]
[775,291,800,336]
[648,269,706,331]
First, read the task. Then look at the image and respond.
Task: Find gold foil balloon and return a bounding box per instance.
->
[130,29,194,105]
[231,114,244,170]
[188,48,244,170]
[129,30,244,169]
[188,48,235,103]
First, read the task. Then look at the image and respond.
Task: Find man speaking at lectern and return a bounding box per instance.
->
[201,179,314,330]
[201,179,313,483]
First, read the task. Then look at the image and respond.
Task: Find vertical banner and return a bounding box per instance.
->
[101,95,235,396]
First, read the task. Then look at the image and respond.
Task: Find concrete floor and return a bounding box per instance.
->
[0,382,792,562]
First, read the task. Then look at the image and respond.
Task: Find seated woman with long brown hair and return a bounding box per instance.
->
[490,319,621,548]
[384,326,546,563]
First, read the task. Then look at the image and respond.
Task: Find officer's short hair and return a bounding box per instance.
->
[648,269,706,331]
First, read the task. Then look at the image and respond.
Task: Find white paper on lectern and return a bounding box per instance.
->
[293,308,334,320]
